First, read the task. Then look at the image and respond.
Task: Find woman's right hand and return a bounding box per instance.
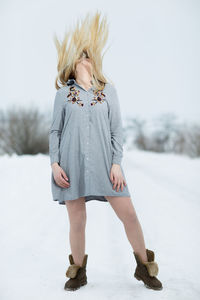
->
[51,163,70,188]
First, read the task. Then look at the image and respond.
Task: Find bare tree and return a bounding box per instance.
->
[0,106,49,156]
[124,113,200,158]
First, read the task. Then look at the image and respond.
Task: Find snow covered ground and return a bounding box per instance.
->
[1,149,200,300]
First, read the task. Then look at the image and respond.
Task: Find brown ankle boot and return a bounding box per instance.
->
[133,249,163,290]
[64,253,88,291]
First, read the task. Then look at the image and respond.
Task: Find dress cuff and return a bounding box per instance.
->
[50,154,60,166]
[112,156,122,165]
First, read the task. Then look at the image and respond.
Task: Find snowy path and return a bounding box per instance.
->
[0,150,200,300]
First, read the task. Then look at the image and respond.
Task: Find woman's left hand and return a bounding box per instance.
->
[110,164,127,192]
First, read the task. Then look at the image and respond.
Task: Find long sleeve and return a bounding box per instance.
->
[108,85,124,165]
[49,90,65,166]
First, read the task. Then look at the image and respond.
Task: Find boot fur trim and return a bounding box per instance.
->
[146,249,155,262]
[143,261,159,277]
[68,254,88,267]
[66,264,81,278]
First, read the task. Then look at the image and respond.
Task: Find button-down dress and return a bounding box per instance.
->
[49,79,131,204]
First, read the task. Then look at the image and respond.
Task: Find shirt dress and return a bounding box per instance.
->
[49,78,131,205]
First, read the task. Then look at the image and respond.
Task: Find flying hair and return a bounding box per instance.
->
[53,10,112,91]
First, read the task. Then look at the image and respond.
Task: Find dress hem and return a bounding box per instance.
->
[52,193,131,205]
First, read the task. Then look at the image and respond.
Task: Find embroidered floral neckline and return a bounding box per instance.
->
[66,82,106,107]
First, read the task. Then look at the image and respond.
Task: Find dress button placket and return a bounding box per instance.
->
[86,91,90,191]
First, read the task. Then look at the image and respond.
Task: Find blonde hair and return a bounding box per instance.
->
[53,10,112,91]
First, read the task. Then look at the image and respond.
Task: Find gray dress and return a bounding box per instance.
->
[49,78,131,205]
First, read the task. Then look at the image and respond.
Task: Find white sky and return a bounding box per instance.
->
[0,0,200,123]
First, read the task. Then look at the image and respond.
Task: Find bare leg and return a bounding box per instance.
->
[65,197,86,266]
[105,196,148,263]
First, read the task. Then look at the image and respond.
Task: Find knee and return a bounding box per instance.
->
[70,210,86,231]
[122,210,138,226]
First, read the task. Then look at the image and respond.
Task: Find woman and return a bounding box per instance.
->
[49,11,163,291]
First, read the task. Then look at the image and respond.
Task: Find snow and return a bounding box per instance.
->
[0,149,200,299]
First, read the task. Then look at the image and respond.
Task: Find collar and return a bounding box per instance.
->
[66,78,94,92]
[66,78,75,86]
